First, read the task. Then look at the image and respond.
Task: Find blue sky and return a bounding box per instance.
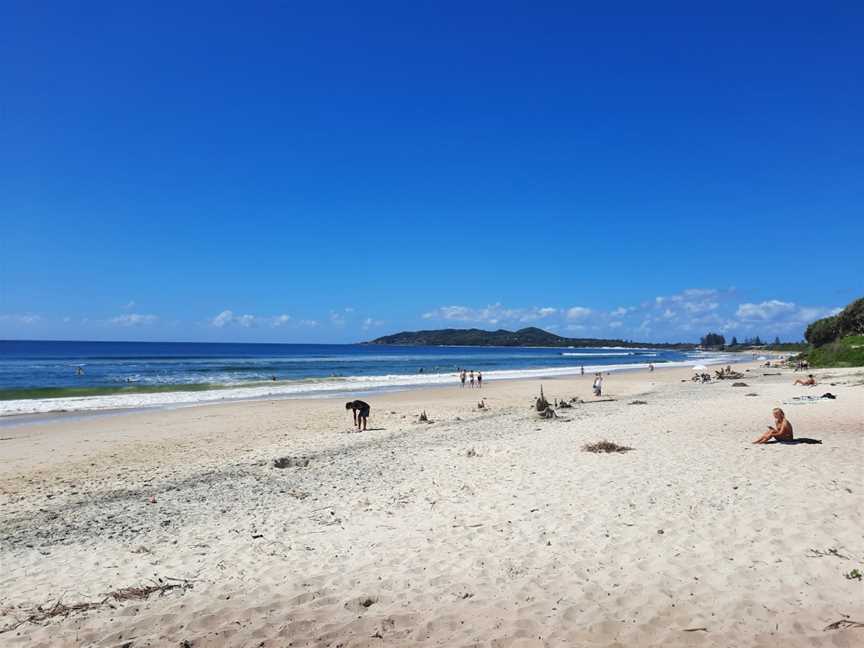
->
[1,2,862,343]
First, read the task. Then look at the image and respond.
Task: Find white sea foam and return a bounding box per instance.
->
[0,354,734,417]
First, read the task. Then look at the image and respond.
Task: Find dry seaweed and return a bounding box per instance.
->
[0,579,192,634]
[582,440,633,453]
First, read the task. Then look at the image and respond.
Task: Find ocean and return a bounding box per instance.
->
[0,340,729,416]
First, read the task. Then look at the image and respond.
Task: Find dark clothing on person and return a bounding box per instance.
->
[348,400,370,418]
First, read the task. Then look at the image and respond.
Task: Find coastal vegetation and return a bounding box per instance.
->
[801,298,864,367]
[805,335,864,368]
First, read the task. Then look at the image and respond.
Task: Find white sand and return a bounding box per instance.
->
[1,363,862,647]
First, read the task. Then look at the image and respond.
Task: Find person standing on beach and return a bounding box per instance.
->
[477,371,483,388]
[469,371,475,388]
[460,370,467,388]
[580,365,584,376]
[593,373,603,397]
[649,363,654,372]
[345,400,371,431]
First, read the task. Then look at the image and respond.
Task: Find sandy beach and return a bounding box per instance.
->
[1,362,862,647]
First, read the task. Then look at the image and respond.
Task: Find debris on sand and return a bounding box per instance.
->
[535,386,549,412]
[419,410,433,423]
[628,400,648,405]
[823,619,864,631]
[0,580,193,634]
[582,440,633,454]
[344,595,378,613]
[731,382,748,387]
[538,406,558,419]
[273,456,310,469]
[746,393,758,397]
[805,547,849,559]
[466,448,479,458]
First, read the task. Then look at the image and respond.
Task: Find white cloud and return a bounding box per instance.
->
[610,306,634,317]
[656,288,719,305]
[0,313,41,324]
[361,317,384,330]
[735,301,841,332]
[608,321,623,329]
[565,306,592,320]
[683,300,719,314]
[735,300,797,321]
[271,314,292,327]
[211,310,256,328]
[330,311,346,327]
[110,313,158,327]
[422,303,558,326]
[123,300,137,311]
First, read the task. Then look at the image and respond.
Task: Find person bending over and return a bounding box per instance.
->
[346,400,371,431]
[753,408,794,444]
[794,374,816,386]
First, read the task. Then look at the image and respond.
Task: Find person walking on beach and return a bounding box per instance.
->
[580,365,584,376]
[649,363,654,372]
[469,371,475,388]
[753,408,793,444]
[460,370,467,388]
[345,399,371,431]
[477,371,482,388]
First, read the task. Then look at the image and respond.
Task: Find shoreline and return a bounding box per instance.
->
[0,353,737,420]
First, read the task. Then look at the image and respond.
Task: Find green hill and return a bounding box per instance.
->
[365,327,694,349]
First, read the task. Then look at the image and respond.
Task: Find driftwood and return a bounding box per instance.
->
[715,369,745,380]
[419,410,430,423]
[538,406,558,419]
[535,386,549,412]
[823,619,864,631]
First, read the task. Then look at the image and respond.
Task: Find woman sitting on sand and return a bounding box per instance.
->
[753,408,794,444]
[794,374,816,386]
